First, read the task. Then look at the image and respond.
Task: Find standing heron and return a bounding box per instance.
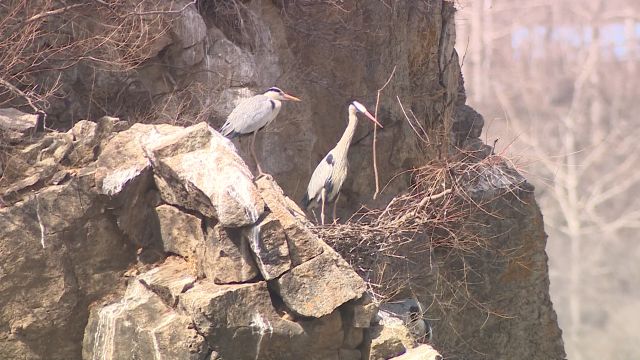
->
[220,87,301,174]
[302,101,382,225]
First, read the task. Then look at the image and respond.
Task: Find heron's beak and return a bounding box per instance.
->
[283,93,302,101]
[363,111,383,128]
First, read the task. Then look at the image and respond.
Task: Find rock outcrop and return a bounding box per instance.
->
[0,0,565,359]
[0,116,372,359]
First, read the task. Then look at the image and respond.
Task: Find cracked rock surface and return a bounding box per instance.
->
[0,116,370,360]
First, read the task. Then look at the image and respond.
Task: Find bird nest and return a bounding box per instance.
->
[312,154,530,302]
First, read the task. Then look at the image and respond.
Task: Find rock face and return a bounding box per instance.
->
[0,0,565,359]
[0,117,369,360]
[430,175,566,359]
[146,122,265,227]
[27,1,462,219]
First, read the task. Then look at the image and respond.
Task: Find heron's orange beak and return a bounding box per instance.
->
[363,110,383,128]
[283,93,302,101]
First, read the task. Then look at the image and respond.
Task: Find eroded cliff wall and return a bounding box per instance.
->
[0,1,565,359]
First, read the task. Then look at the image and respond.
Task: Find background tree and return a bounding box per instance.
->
[456,1,640,358]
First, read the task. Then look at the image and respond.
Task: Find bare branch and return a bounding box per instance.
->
[372,65,396,199]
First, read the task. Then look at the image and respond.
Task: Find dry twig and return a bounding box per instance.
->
[372,66,396,199]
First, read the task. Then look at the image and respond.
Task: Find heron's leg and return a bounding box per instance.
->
[332,192,341,224]
[320,188,327,225]
[250,131,264,175]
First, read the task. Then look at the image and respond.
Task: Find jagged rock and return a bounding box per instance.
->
[95,122,179,196]
[0,175,136,359]
[256,177,324,265]
[170,42,205,68]
[199,221,259,283]
[138,257,197,307]
[147,122,264,227]
[67,120,98,141]
[83,279,208,360]
[66,118,111,165]
[273,247,366,318]
[39,133,73,163]
[248,213,292,280]
[390,344,442,360]
[0,108,38,141]
[179,280,301,359]
[178,280,355,359]
[0,130,76,203]
[2,173,40,195]
[341,296,373,350]
[0,1,566,358]
[67,120,98,166]
[95,123,168,249]
[155,204,203,259]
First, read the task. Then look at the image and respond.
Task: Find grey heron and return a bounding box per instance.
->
[220,87,301,175]
[301,101,382,225]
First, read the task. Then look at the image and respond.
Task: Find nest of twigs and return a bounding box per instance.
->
[313,154,529,302]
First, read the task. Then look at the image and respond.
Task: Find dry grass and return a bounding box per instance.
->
[0,0,181,119]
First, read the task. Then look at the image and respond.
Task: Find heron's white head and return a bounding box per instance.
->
[349,101,383,128]
[264,87,301,101]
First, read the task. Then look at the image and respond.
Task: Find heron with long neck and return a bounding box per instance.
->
[221,87,301,175]
[302,100,382,225]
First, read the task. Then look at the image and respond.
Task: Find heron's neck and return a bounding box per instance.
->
[335,112,358,154]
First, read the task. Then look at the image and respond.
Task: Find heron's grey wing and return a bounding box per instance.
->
[305,151,335,203]
[224,95,275,135]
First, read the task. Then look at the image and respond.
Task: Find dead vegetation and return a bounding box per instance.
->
[0,0,184,121]
[314,150,530,311]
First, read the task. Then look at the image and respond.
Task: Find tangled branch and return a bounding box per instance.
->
[314,153,530,307]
